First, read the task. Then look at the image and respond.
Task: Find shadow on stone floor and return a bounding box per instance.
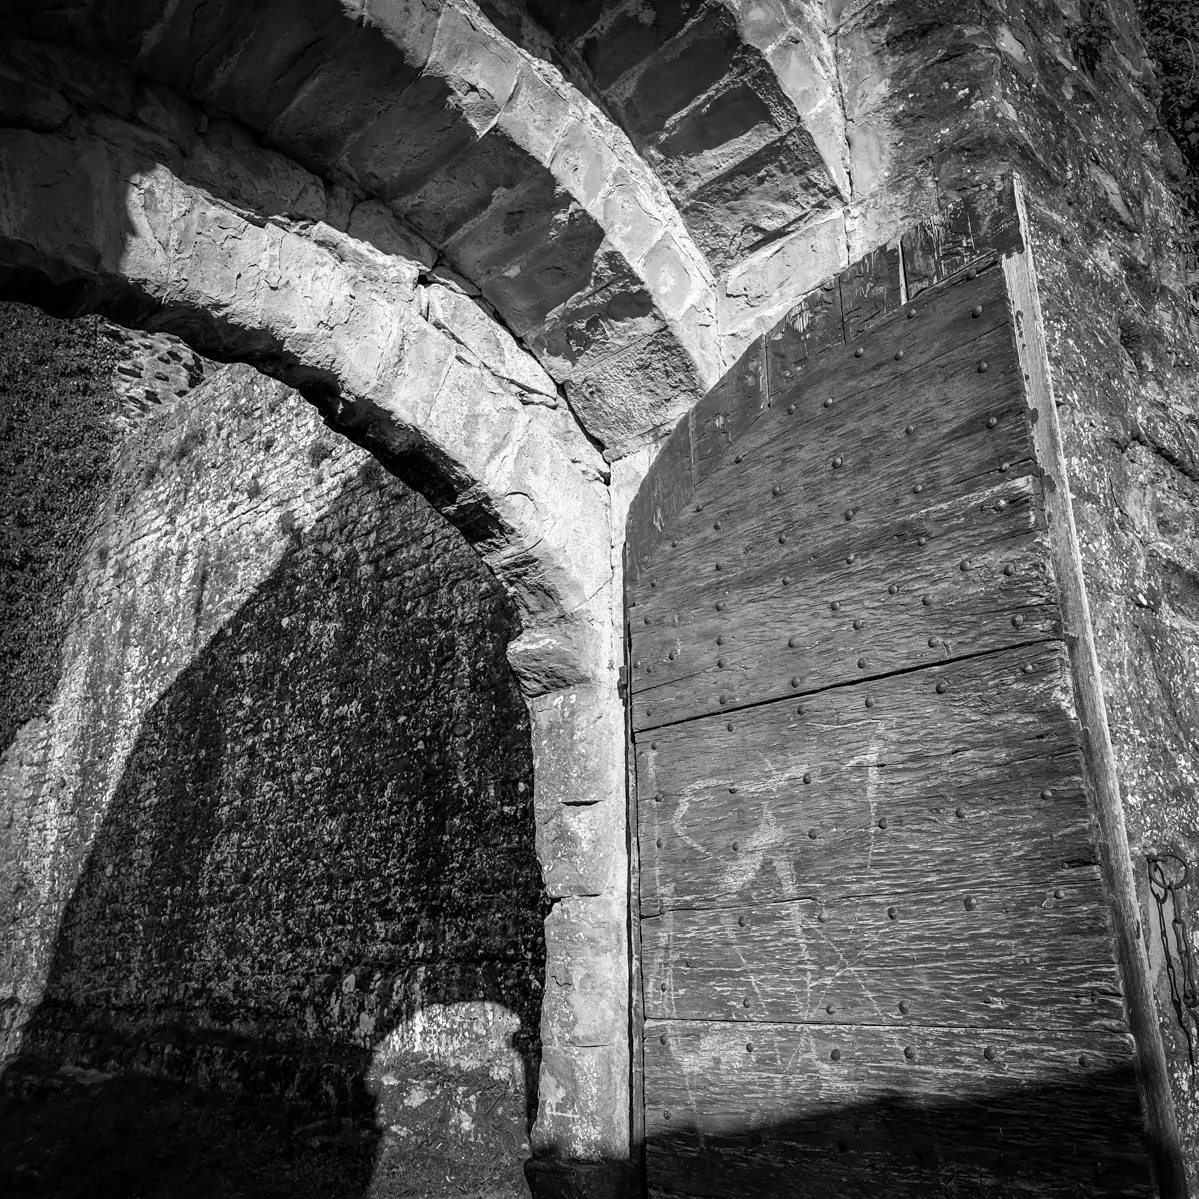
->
[1,459,544,1198]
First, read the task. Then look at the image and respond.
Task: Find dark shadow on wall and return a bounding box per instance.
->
[0,459,546,1199]
[529,1070,1154,1199]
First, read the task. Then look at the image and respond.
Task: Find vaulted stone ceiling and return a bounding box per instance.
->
[1,0,851,458]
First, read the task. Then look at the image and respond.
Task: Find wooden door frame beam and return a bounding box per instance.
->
[1003,178,1187,1198]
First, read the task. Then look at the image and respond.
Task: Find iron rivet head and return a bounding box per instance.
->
[819,913,830,926]
[1011,614,1025,628]
[986,416,998,428]
[904,1046,916,1060]
[718,657,727,668]
[656,837,663,848]
[831,1048,842,1061]
[787,404,796,414]
[857,657,867,668]
[661,982,667,991]
[1054,887,1065,899]
[743,998,750,1009]
[729,785,738,794]
[716,600,726,610]
[808,828,818,839]
[955,807,966,819]
[824,396,835,407]
[888,906,898,919]
[967,267,978,280]
[999,461,1010,473]
[655,793,662,803]
[734,455,743,465]
[922,594,933,606]
[847,553,856,563]
[844,510,854,521]
[853,619,865,630]
[714,519,722,530]
[978,360,989,373]
[791,676,802,688]
[894,349,905,361]
[772,485,782,496]
[717,635,726,645]
[854,347,864,357]
[935,681,947,694]
[964,895,977,911]
[796,705,805,716]
[646,665,654,674]
[696,502,704,511]
[984,1045,996,1060]
[714,562,723,572]
[832,455,843,468]
[898,1000,910,1014]
[907,308,916,319]
[1022,663,1035,674]
[644,616,651,625]
[1040,788,1053,800]
[1078,1054,1090,1068]
[746,1041,753,1050]
[778,533,788,544]
[960,559,971,571]
[738,914,746,926]
[878,817,888,830]
[660,1034,667,1044]
[865,697,875,708]
[830,600,841,611]
[788,635,799,648]
[1003,564,1015,576]
[719,693,729,704]
[917,536,928,546]
[803,771,812,784]
[928,637,939,647]
[904,424,915,435]
[731,841,738,851]
[664,1110,671,1119]
[671,538,679,547]
[782,575,793,585]
[726,721,734,731]
[972,305,983,318]
[651,740,658,749]
[650,580,656,588]
[889,584,899,594]
[668,649,677,660]
[913,483,924,494]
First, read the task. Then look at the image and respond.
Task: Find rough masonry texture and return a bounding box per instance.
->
[4,0,1199,1195]
[1,325,544,1196]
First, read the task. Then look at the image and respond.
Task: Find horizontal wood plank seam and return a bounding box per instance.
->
[633,633,1060,735]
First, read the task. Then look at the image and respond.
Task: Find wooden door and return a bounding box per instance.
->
[625,247,1157,1195]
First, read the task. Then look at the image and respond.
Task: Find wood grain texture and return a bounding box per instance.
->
[629,477,1055,730]
[1003,194,1187,1194]
[641,876,1120,1029]
[642,1024,1150,1198]
[635,641,1089,912]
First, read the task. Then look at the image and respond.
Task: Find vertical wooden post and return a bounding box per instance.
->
[1003,180,1187,1199]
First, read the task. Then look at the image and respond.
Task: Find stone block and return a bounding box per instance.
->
[427,282,559,399]
[0,65,70,133]
[526,1157,637,1199]
[498,61,575,166]
[346,199,435,266]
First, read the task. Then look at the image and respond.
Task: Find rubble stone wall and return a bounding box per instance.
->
[0,313,543,1196]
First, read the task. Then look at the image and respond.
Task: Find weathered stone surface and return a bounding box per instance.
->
[1,356,543,1195]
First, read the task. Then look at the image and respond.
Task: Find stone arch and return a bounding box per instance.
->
[2,0,727,458]
[0,101,631,1181]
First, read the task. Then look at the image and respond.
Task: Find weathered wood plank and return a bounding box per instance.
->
[763,276,843,397]
[635,642,1089,911]
[641,876,1121,1030]
[626,339,766,586]
[838,240,903,341]
[642,1023,1150,1197]
[629,479,1054,729]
